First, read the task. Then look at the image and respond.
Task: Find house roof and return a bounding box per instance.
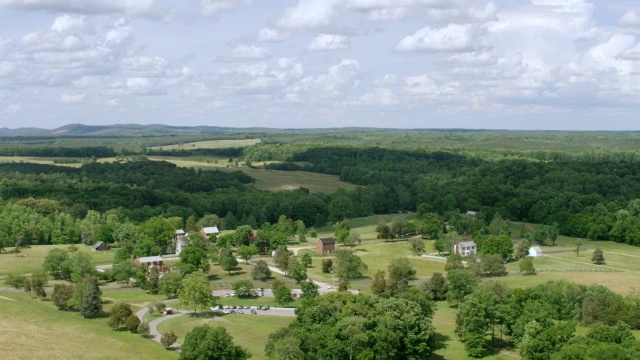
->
[202,226,219,234]
[466,211,477,216]
[93,241,104,249]
[458,241,476,247]
[176,229,185,234]
[319,238,335,244]
[530,246,543,254]
[138,256,164,263]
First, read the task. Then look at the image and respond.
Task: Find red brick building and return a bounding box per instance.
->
[135,256,165,272]
[316,238,336,255]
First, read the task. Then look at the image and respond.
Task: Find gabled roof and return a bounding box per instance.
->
[529,246,543,254]
[93,241,104,248]
[202,226,219,234]
[319,238,335,244]
[138,256,164,263]
[458,241,476,247]
[175,229,185,235]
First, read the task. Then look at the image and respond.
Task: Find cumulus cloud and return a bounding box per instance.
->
[276,0,337,30]
[619,10,640,27]
[60,93,86,104]
[257,27,288,42]
[307,34,349,51]
[289,59,362,97]
[201,0,252,16]
[0,0,158,16]
[229,44,272,61]
[396,24,477,52]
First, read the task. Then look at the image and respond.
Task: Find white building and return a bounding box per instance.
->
[528,246,543,257]
[200,226,220,239]
[175,229,186,255]
[453,241,477,256]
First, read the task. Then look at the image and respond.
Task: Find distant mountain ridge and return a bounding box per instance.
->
[0,124,240,137]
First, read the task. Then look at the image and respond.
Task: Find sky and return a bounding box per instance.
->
[1,0,640,130]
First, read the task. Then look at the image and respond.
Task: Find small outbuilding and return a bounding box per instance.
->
[200,226,220,239]
[528,246,543,257]
[317,238,336,255]
[92,241,108,251]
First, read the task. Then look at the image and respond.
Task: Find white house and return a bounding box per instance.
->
[175,229,186,255]
[200,226,220,239]
[453,241,477,256]
[528,246,543,257]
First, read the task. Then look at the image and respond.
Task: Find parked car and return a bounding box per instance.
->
[251,309,257,314]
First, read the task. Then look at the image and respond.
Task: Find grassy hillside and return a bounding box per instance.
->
[0,292,177,360]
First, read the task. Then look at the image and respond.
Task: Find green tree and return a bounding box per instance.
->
[161,330,178,349]
[197,214,219,229]
[274,246,290,274]
[422,272,448,301]
[592,248,605,265]
[125,314,140,332]
[159,271,183,299]
[251,260,272,281]
[334,219,351,246]
[445,253,465,271]
[275,285,293,306]
[218,247,238,275]
[179,273,215,314]
[376,221,392,241]
[112,260,137,287]
[69,251,95,283]
[5,273,26,289]
[233,225,253,247]
[80,277,102,318]
[334,250,367,281]
[108,302,133,330]
[300,280,319,299]
[137,321,150,337]
[52,283,74,310]
[347,231,361,247]
[481,235,514,259]
[575,239,582,257]
[138,216,174,254]
[232,280,254,298]
[434,237,452,254]
[386,258,416,295]
[488,213,511,237]
[481,254,507,277]
[447,269,479,304]
[519,321,576,360]
[300,252,312,268]
[180,325,251,360]
[418,212,442,239]
[371,270,387,296]
[146,266,160,294]
[30,272,48,300]
[294,220,306,243]
[237,244,258,264]
[515,239,529,258]
[321,259,333,273]
[42,248,70,280]
[289,260,307,284]
[519,257,536,275]
[180,246,210,273]
[409,238,426,255]
[222,212,238,230]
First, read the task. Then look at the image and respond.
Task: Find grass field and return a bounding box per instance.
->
[314,213,414,240]
[101,290,167,309]
[157,314,293,360]
[149,139,261,150]
[0,292,177,360]
[240,167,358,193]
[0,244,115,280]
[206,261,299,290]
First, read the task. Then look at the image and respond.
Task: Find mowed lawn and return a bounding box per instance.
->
[240,168,358,194]
[149,139,261,150]
[314,213,414,241]
[0,245,115,280]
[157,314,293,360]
[0,292,177,360]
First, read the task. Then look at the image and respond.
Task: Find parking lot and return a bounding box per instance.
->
[210,305,296,317]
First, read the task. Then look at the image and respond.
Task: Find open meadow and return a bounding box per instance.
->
[0,292,177,360]
[149,138,261,150]
[157,314,293,360]
[240,167,358,193]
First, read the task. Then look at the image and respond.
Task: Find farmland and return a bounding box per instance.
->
[149,139,261,150]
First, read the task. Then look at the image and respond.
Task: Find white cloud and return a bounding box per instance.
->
[366,7,410,21]
[237,58,305,91]
[51,14,86,33]
[620,9,640,27]
[396,24,477,52]
[257,27,288,42]
[5,102,22,113]
[352,88,399,106]
[307,34,349,51]
[60,93,86,104]
[276,0,337,30]
[0,0,158,16]
[290,59,362,97]
[230,44,272,61]
[201,0,252,16]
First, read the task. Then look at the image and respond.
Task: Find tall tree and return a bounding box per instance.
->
[218,247,238,275]
[251,260,271,281]
[179,273,215,314]
[386,258,416,295]
[237,244,258,264]
[409,238,426,255]
[108,303,133,330]
[274,246,290,274]
[592,248,606,265]
[334,250,367,283]
[80,277,102,318]
[180,325,251,360]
